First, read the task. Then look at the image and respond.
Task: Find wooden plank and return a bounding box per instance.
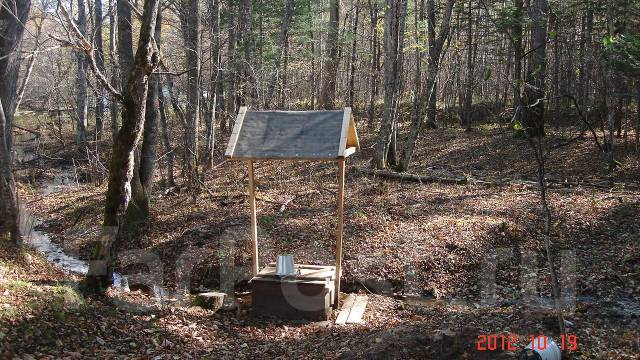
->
[335,294,356,325]
[247,160,259,276]
[337,107,351,156]
[260,264,336,278]
[346,295,368,324]
[334,159,345,308]
[228,156,344,161]
[343,147,356,158]
[225,106,247,157]
[346,116,360,149]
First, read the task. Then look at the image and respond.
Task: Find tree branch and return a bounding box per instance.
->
[55,0,123,102]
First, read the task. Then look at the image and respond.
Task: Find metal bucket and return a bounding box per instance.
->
[519,336,561,360]
[276,254,296,277]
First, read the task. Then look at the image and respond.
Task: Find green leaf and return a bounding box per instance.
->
[602,35,616,47]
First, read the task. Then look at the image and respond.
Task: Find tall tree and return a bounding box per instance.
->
[55,0,162,291]
[374,0,407,169]
[520,0,548,138]
[399,0,454,171]
[0,0,32,243]
[225,0,238,127]
[126,9,162,224]
[240,0,255,105]
[265,0,294,109]
[109,0,119,140]
[460,0,475,131]
[203,0,222,169]
[75,0,89,144]
[117,0,134,84]
[319,0,340,109]
[348,0,360,108]
[367,0,381,124]
[0,101,20,244]
[158,85,175,186]
[94,0,106,139]
[179,0,201,186]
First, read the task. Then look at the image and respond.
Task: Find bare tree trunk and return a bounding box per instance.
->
[636,79,640,152]
[75,0,88,145]
[319,0,340,109]
[399,0,454,171]
[109,0,119,140]
[265,0,294,109]
[367,0,380,125]
[348,0,360,108]
[117,0,134,86]
[225,1,237,131]
[0,99,19,243]
[125,9,162,224]
[526,134,567,338]
[520,0,547,138]
[83,0,161,293]
[179,0,201,188]
[309,0,316,109]
[157,83,175,186]
[513,0,523,107]
[204,0,221,170]
[461,0,474,131]
[0,0,31,243]
[240,0,255,106]
[374,0,407,169]
[120,0,146,224]
[604,3,615,169]
[94,0,106,140]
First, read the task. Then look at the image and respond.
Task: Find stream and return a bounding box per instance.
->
[15,134,131,291]
[18,176,131,291]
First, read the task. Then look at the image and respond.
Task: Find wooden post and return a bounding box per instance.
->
[248,160,259,276]
[334,158,346,308]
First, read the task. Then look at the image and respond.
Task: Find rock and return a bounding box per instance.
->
[187,212,208,221]
[192,292,226,312]
[564,320,575,328]
[129,283,154,295]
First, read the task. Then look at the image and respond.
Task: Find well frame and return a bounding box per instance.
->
[225,107,359,309]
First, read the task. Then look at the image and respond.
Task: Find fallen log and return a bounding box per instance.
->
[353,166,468,185]
[353,166,640,191]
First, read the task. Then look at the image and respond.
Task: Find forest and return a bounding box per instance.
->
[0,0,639,358]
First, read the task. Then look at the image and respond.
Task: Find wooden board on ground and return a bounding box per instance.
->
[335,294,356,325]
[335,294,367,325]
[347,295,367,323]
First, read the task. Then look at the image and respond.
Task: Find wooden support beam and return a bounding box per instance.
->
[334,158,346,308]
[248,160,259,276]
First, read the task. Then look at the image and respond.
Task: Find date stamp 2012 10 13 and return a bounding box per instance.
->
[476,334,578,351]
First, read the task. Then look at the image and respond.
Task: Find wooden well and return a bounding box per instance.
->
[225,108,359,319]
[251,264,337,320]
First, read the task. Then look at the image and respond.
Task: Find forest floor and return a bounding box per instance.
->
[1,112,639,359]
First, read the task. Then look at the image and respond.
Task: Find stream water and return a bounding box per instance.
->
[19,180,130,291]
[15,134,130,291]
